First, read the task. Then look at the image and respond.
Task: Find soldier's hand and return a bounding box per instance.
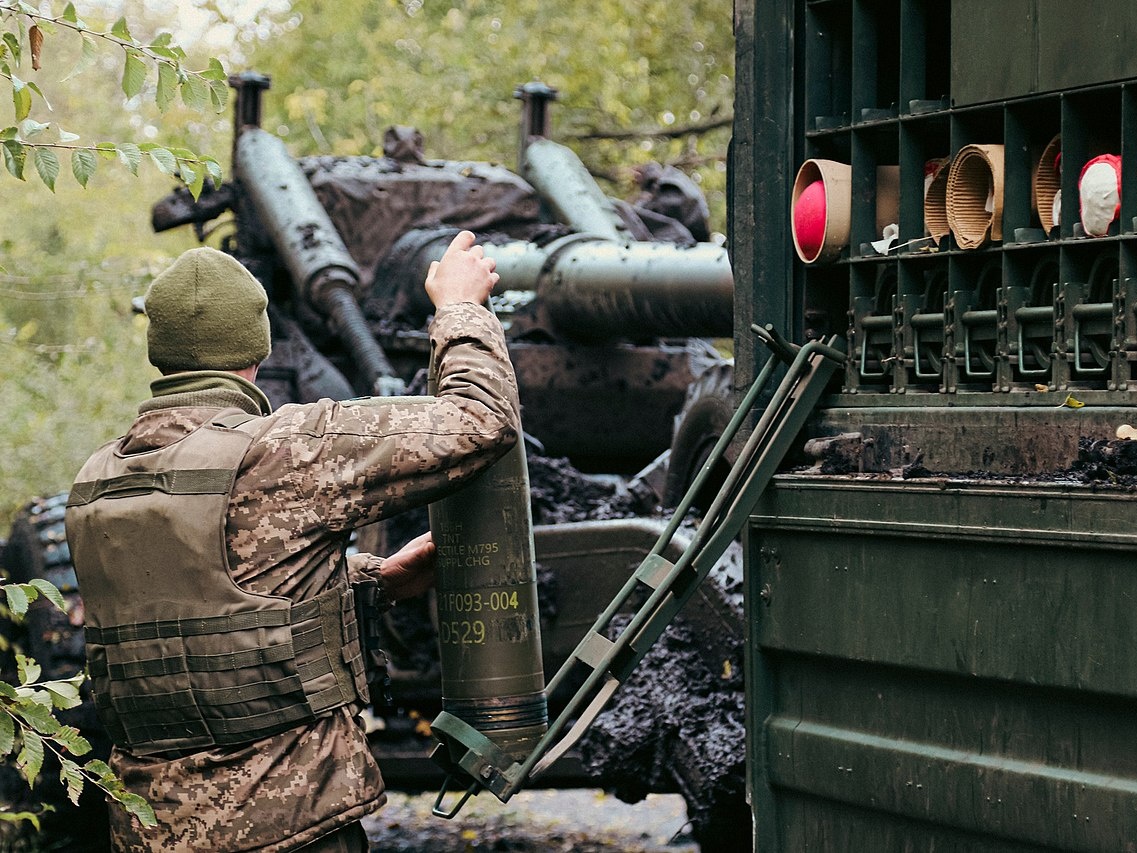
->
[379,531,437,601]
[425,230,499,308]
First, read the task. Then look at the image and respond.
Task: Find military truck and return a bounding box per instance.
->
[726,0,1137,849]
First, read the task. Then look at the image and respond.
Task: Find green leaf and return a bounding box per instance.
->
[203,155,223,187]
[94,141,116,160]
[0,808,41,829]
[0,711,15,757]
[19,118,49,138]
[3,33,20,68]
[149,32,174,50]
[84,758,113,782]
[2,583,29,617]
[118,792,157,828]
[16,653,40,685]
[26,81,50,112]
[115,142,141,175]
[186,164,205,200]
[146,146,177,176]
[17,729,44,784]
[156,62,177,112]
[0,681,18,700]
[34,148,59,191]
[11,76,31,122]
[63,2,86,30]
[14,698,59,735]
[0,126,15,140]
[4,141,28,179]
[53,723,91,756]
[122,49,146,99]
[203,57,227,81]
[179,161,198,193]
[209,79,228,113]
[71,147,96,186]
[59,757,84,806]
[62,34,97,82]
[42,678,81,709]
[180,75,208,111]
[28,579,65,611]
[111,17,133,43]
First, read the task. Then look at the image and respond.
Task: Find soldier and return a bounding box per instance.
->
[64,231,517,852]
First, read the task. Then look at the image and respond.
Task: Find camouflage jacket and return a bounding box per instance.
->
[99,302,520,852]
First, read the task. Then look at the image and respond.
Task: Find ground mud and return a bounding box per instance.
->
[362,789,696,853]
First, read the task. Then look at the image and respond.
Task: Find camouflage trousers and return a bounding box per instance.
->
[296,821,369,852]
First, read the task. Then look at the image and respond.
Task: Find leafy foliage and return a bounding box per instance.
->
[0,1,226,196]
[0,262,156,528]
[0,580,155,829]
[257,0,733,229]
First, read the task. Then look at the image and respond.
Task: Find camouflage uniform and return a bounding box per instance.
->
[97,302,519,851]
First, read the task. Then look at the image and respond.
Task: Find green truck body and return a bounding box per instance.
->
[733,1,1137,849]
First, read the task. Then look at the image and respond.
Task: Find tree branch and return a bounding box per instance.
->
[568,114,734,142]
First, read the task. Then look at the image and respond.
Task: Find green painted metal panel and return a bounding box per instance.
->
[1036,0,1137,94]
[951,0,1035,106]
[953,0,1137,106]
[749,477,1137,850]
[737,0,1137,848]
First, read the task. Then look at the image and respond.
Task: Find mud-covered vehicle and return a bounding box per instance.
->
[1,75,749,851]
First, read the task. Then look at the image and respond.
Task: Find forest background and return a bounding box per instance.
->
[0,0,734,530]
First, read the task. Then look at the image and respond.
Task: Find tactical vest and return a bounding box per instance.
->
[65,410,369,756]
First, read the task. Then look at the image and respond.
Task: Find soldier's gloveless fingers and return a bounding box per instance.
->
[445,230,477,258]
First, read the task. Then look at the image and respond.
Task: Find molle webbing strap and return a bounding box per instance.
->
[88,586,366,752]
[85,608,292,644]
[85,595,322,644]
[89,642,297,680]
[67,468,236,506]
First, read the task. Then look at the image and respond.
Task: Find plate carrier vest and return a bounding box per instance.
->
[65,410,370,756]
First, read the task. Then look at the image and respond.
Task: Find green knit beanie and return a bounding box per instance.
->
[144,247,272,372]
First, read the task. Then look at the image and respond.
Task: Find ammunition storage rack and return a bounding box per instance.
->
[785,1,1137,400]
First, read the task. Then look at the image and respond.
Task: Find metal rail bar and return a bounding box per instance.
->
[428,330,846,816]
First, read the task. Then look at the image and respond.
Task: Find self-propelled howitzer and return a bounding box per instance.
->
[153,72,735,477]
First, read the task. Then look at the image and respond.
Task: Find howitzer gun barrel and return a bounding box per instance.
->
[521,139,633,243]
[390,231,733,342]
[533,237,733,340]
[235,128,403,394]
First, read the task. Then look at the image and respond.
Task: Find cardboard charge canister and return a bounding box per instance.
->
[947,144,1005,249]
[791,158,851,264]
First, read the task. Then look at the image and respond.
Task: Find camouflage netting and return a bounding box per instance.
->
[297,148,709,306]
[300,154,542,278]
